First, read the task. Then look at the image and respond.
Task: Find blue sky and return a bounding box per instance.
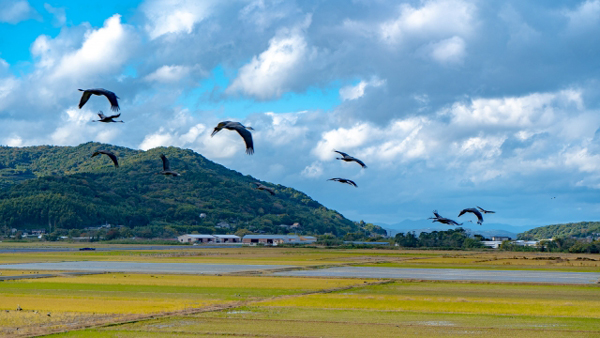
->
[2,0,600,231]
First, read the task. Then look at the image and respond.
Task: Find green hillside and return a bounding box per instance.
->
[0,142,359,236]
[518,221,600,240]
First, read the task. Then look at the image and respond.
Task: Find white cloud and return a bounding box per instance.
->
[44,3,66,27]
[448,90,582,129]
[50,15,134,82]
[564,0,600,32]
[301,161,323,178]
[227,16,315,99]
[380,0,476,45]
[0,0,36,24]
[429,36,466,64]
[145,65,191,83]
[339,77,386,101]
[141,0,216,39]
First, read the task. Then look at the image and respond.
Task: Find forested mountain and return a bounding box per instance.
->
[0,142,359,236]
[518,221,600,240]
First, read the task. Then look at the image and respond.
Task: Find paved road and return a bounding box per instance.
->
[1,262,599,284]
[275,266,600,284]
[0,261,293,274]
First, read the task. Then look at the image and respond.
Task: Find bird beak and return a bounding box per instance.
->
[210,128,219,137]
[246,127,254,131]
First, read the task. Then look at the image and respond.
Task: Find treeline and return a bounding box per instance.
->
[0,142,358,236]
[501,238,600,254]
[395,228,484,249]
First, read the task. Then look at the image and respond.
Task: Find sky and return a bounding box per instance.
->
[1,0,600,230]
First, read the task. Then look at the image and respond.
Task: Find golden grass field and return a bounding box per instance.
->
[0,245,598,337]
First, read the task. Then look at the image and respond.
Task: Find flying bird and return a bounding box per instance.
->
[253,182,275,195]
[458,207,484,225]
[476,206,495,214]
[328,178,357,187]
[428,210,462,226]
[93,111,123,123]
[159,154,180,176]
[78,88,120,111]
[91,150,118,168]
[211,121,254,154]
[333,150,367,168]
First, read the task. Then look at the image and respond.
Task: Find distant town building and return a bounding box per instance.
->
[213,235,241,243]
[242,235,316,246]
[481,241,504,249]
[177,234,240,244]
[491,236,511,241]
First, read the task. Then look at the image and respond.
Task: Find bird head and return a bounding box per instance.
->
[211,122,226,137]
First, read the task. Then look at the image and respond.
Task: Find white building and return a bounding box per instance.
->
[177,234,240,244]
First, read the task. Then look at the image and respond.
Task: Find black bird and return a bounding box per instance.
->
[328,178,357,187]
[159,154,180,176]
[458,208,484,225]
[334,150,367,168]
[78,88,120,111]
[428,210,462,226]
[253,182,275,195]
[476,206,495,214]
[91,150,118,168]
[211,121,254,154]
[93,111,123,123]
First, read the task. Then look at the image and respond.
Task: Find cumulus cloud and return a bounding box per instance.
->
[339,77,386,101]
[301,161,323,178]
[0,0,36,24]
[227,15,316,99]
[380,0,476,45]
[44,3,66,27]
[564,0,600,33]
[141,0,216,39]
[145,65,192,83]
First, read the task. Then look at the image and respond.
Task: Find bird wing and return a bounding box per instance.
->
[265,187,275,195]
[354,158,367,168]
[160,154,170,171]
[346,179,358,187]
[472,209,484,223]
[458,209,467,217]
[100,151,119,168]
[91,151,100,158]
[107,113,121,119]
[97,111,106,119]
[433,211,442,218]
[235,126,254,155]
[99,89,120,112]
[333,150,349,157]
[79,91,92,109]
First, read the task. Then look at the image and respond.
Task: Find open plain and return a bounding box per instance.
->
[0,245,598,337]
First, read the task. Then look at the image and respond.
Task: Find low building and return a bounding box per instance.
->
[482,240,504,249]
[491,236,511,241]
[213,235,241,243]
[177,234,216,244]
[513,240,539,247]
[242,235,317,246]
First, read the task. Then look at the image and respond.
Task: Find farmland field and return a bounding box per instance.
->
[0,244,598,337]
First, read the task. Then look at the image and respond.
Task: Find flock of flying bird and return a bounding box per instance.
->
[79,87,495,226]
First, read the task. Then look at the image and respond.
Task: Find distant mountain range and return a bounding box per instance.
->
[382,218,535,239]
